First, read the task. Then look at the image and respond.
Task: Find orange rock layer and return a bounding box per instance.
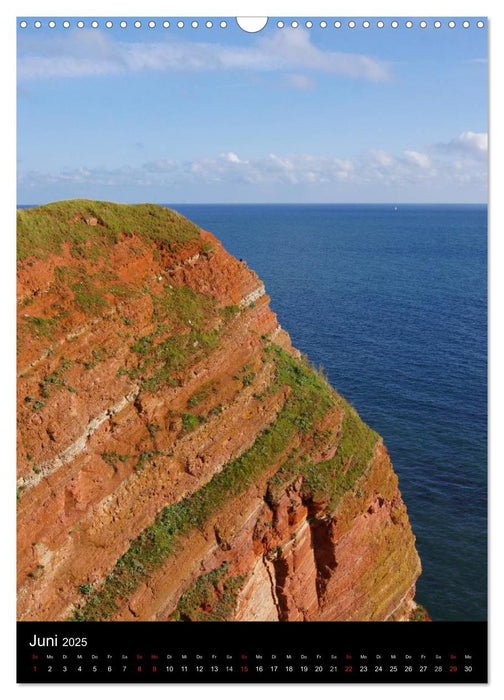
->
[17,201,422,623]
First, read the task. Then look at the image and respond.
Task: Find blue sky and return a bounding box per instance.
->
[17,17,487,203]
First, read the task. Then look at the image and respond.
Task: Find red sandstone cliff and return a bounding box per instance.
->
[17,200,422,623]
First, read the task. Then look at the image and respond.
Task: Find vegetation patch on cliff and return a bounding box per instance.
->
[170,563,246,621]
[114,283,229,393]
[268,395,379,513]
[126,327,220,393]
[409,603,430,622]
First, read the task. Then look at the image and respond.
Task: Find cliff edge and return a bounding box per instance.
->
[17,200,423,622]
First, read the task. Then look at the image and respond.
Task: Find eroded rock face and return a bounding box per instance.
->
[17,200,422,623]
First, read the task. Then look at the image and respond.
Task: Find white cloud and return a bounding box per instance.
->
[18,131,487,195]
[435,131,488,159]
[18,151,482,193]
[17,28,390,83]
[222,152,244,164]
[255,30,390,81]
[17,31,126,79]
[367,150,395,168]
[403,150,432,169]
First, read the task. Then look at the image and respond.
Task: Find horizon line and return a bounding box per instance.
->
[17,201,488,208]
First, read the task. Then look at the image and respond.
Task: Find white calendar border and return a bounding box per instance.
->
[3,1,501,699]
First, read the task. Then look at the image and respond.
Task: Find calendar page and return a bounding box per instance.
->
[16,12,487,684]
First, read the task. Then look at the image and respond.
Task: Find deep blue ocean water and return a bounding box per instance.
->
[170,204,487,622]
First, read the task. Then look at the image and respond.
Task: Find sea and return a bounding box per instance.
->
[170,203,487,622]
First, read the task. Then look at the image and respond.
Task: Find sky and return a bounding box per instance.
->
[17,17,488,204]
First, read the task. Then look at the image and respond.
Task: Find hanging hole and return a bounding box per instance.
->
[236,17,268,32]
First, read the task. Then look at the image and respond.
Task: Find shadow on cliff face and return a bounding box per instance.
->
[307,504,338,607]
[271,555,290,621]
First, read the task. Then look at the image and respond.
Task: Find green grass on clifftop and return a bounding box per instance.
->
[17,200,200,261]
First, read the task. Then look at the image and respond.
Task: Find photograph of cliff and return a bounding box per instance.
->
[17,19,486,624]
